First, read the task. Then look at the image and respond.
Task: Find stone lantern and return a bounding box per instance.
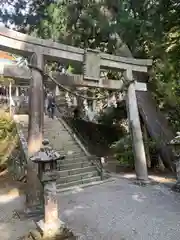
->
[168,132,180,191]
[33,151,58,183]
[32,140,65,238]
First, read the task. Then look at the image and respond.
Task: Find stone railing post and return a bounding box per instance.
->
[111,93,117,107]
[65,91,71,107]
[15,86,19,97]
[83,98,88,110]
[92,99,96,112]
[73,96,77,106]
[107,91,111,107]
[55,85,60,96]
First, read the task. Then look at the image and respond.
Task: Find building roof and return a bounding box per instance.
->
[0,51,16,64]
[0,51,15,60]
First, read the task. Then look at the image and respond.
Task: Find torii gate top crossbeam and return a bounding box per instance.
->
[0,26,152,73]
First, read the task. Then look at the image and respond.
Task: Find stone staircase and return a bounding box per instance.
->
[15,114,104,192]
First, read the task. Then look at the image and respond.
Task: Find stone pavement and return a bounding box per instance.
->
[59,177,180,240]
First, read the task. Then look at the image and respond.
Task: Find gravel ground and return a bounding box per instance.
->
[58,178,180,240]
[13,114,180,239]
[1,175,179,240]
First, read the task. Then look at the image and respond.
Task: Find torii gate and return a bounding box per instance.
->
[0,27,152,183]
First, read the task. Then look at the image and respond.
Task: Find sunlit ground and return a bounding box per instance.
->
[119,172,176,185]
[0,169,22,202]
[0,169,36,240]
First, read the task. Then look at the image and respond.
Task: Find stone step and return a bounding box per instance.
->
[58,145,83,152]
[45,127,69,133]
[56,153,86,161]
[15,114,104,190]
[56,178,113,194]
[17,115,83,150]
[47,142,78,149]
[59,140,81,146]
[56,166,97,177]
[56,101,66,105]
[56,176,101,190]
[16,130,82,152]
[58,161,90,171]
[59,138,77,144]
[48,129,81,142]
[51,146,83,154]
[57,156,88,166]
[56,98,66,101]
[61,152,87,159]
[56,171,99,185]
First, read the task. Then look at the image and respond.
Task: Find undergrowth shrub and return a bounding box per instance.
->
[0,111,17,170]
[111,134,156,168]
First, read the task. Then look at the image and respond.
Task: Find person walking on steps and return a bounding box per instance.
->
[47,92,56,119]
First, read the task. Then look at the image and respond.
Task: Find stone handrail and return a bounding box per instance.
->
[55,105,108,179]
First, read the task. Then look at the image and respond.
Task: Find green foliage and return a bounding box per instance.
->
[0,111,17,168]
[111,135,134,167]
[0,76,14,86]
[2,0,180,131]
[111,135,156,167]
[98,101,127,125]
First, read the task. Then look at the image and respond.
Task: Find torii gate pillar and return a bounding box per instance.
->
[126,69,149,182]
[28,52,44,154]
[83,49,149,183]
